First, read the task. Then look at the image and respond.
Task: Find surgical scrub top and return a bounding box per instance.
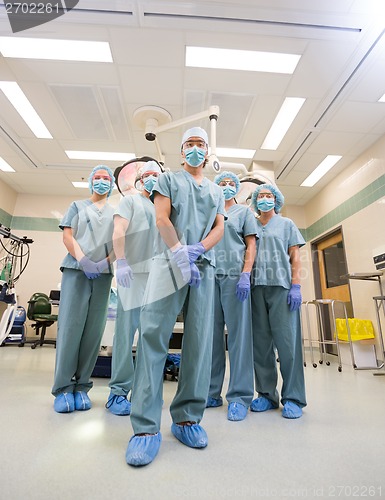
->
[152,170,225,266]
[214,204,259,276]
[59,199,114,272]
[253,215,305,289]
[114,194,157,273]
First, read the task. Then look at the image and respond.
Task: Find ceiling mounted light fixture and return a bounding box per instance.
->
[261,97,305,150]
[0,36,113,62]
[301,155,342,187]
[0,81,52,139]
[186,46,301,74]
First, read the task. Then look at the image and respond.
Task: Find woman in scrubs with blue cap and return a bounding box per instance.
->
[105,160,163,416]
[125,126,225,467]
[250,183,306,419]
[207,171,258,421]
[51,165,115,413]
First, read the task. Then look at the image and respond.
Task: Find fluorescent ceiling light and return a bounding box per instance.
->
[261,97,305,150]
[72,181,89,189]
[301,155,342,187]
[0,81,52,139]
[215,147,255,159]
[0,156,15,172]
[66,151,135,162]
[186,46,301,74]
[0,36,113,62]
[378,93,385,102]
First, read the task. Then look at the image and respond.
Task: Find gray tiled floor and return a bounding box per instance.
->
[1,345,385,500]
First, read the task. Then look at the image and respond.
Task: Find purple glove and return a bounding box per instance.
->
[80,256,100,279]
[173,242,205,265]
[236,272,251,302]
[116,258,133,288]
[287,284,302,311]
[188,262,201,288]
[96,258,109,273]
[171,248,191,283]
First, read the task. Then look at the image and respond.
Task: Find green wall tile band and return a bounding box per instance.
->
[11,216,61,232]
[305,174,385,241]
[0,208,12,228]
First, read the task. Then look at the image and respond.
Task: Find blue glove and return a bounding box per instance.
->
[116,258,133,288]
[96,258,109,273]
[173,242,205,265]
[188,262,201,288]
[171,248,191,283]
[236,272,251,302]
[80,256,100,279]
[287,284,302,311]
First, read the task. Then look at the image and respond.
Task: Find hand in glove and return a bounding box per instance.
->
[236,272,251,302]
[80,256,100,279]
[116,258,134,288]
[96,258,110,273]
[172,242,205,265]
[188,262,201,288]
[172,247,191,283]
[287,284,302,312]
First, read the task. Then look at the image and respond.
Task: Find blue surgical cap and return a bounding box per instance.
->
[181,127,209,148]
[88,165,116,197]
[214,170,240,194]
[139,160,162,176]
[251,183,284,213]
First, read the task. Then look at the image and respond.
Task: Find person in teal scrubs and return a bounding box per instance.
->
[207,171,258,421]
[105,160,163,416]
[250,183,306,419]
[125,127,225,467]
[51,165,115,413]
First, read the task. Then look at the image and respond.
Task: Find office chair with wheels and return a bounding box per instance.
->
[27,292,58,349]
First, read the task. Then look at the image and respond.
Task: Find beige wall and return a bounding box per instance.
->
[0,176,17,216]
[284,135,385,357]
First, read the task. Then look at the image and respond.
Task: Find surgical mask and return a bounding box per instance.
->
[93,179,111,195]
[222,185,237,200]
[257,197,275,212]
[184,146,206,167]
[143,175,157,193]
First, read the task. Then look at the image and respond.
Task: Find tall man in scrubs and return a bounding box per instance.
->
[126,127,225,466]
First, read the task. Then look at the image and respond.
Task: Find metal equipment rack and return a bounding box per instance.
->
[302,299,355,372]
[0,224,33,345]
[343,272,385,375]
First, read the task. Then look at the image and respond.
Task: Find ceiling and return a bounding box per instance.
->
[1,0,385,205]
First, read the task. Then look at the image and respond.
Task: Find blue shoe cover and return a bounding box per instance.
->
[227,402,248,421]
[105,392,131,415]
[282,401,303,419]
[74,391,92,411]
[171,423,208,448]
[250,396,277,412]
[206,396,223,408]
[54,392,75,413]
[125,433,162,466]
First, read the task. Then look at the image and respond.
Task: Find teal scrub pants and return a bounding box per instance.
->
[109,273,148,396]
[51,268,112,396]
[209,274,254,407]
[251,285,306,408]
[130,260,215,435]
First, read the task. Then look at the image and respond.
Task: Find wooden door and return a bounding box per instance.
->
[317,231,351,308]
